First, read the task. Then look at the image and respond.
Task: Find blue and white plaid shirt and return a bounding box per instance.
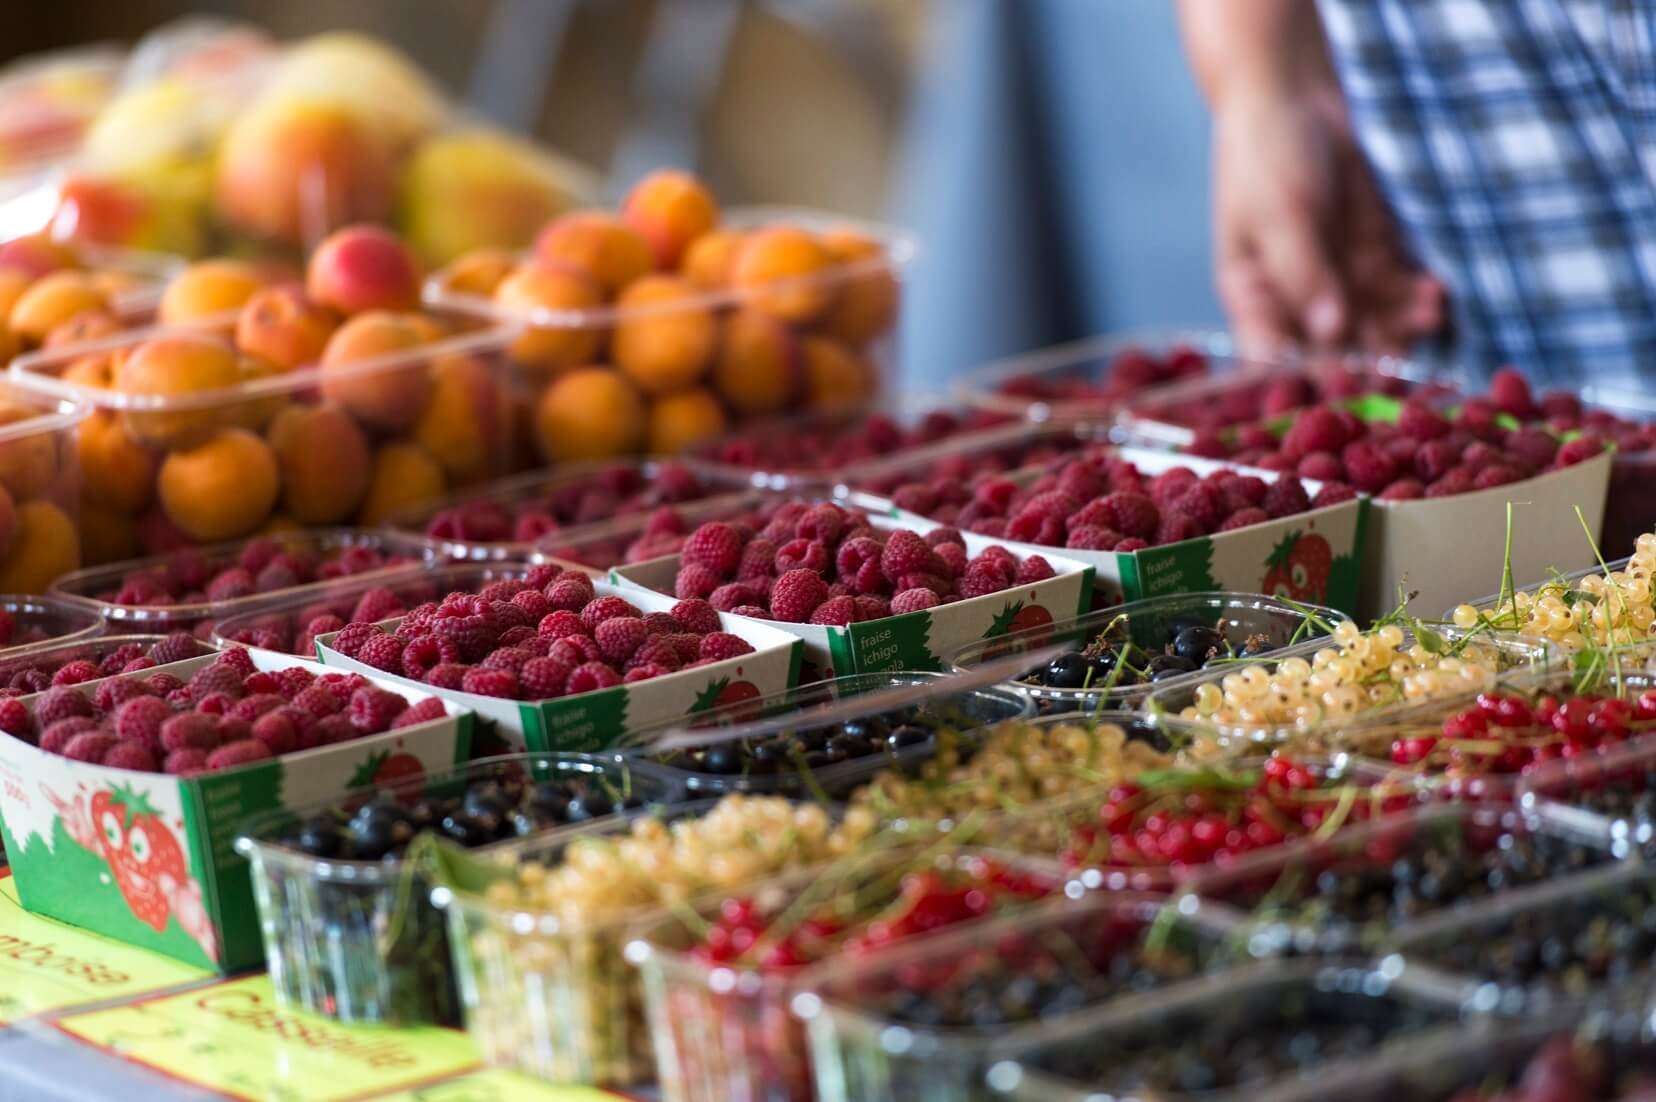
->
[1320,0,1656,388]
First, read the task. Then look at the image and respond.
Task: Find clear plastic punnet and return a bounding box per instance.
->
[984,959,1470,1102]
[625,846,1066,1102]
[0,382,86,594]
[793,892,1249,1102]
[0,593,103,657]
[48,527,443,636]
[0,630,210,692]
[1518,731,1656,854]
[1456,552,1656,658]
[947,591,1339,715]
[234,752,687,1027]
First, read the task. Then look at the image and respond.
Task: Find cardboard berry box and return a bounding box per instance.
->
[0,650,474,973]
[314,580,804,752]
[610,514,1096,677]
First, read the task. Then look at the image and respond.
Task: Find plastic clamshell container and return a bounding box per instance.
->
[625,846,1067,1102]
[984,959,1472,1102]
[0,383,87,593]
[947,590,1339,715]
[0,593,103,657]
[1458,552,1656,658]
[1517,732,1656,855]
[49,527,446,636]
[234,752,687,1026]
[1387,857,1656,1013]
[9,320,520,551]
[0,630,212,689]
[378,457,755,562]
[619,669,1033,798]
[793,891,1250,1102]
[1185,800,1625,957]
[423,206,918,447]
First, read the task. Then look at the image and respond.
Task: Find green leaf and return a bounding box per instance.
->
[1416,626,1444,654]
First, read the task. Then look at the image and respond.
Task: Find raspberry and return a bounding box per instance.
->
[460,667,518,698]
[1505,427,1558,469]
[1057,464,1107,502]
[1456,397,1503,441]
[1378,478,1425,501]
[101,742,157,772]
[166,688,193,709]
[595,617,649,665]
[311,714,356,747]
[49,660,101,687]
[212,647,256,681]
[1398,401,1450,441]
[566,662,622,695]
[699,632,756,661]
[932,542,968,578]
[425,664,469,690]
[731,604,768,618]
[353,632,405,674]
[630,639,681,671]
[489,601,531,634]
[623,664,670,683]
[959,559,1013,599]
[1115,537,1149,552]
[252,710,297,755]
[481,646,536,674]
[1066,525,1121,551]
[774,538,830,575]
[1411,439,1458,484]
[768,569,829,622]
[434,615,496,662]
[1295,451,1344,481]
[1098,493,1158,539]
[664,633,705,665]
[520,656,573,699]
[877,530,931,583]
[478,580,528,604]
[196,691,237,716]
[331,622,381,659]
[511,588,552,624]
[1488,366,1536,418]
[255,561,299,593]
[1172,483,1225,531]
[736,538,779,580]
[546,577,597,612]
[1015,555,1056,584]
[99,644,146,675]
[115,696,173,750]
[0,697,30,738]
[525,562,564,589]
[669,599,722,635]
[925,527,965,548]
[303,613,346,640]
[39,717,97,754]
[1022,490,1082,523]
[147,672,185,695]
[63,732,118,763]
[95,677,154,714]
[853,595,891,621]
[1426,470,1476,497]
[1556,435,1605,466]
[681,522,745,575]
[642,612,681,636]
[794,504,847,544]
[808,596,858,626]
[1473,464,1521,489]
[1007,512,1066,546]
[349,687,407,734]
[1261,477,1311,518]
[580,596,639,630]
[164,748,208,775]
[549,636,603,667]
[891,588,941,614]
[205,740,273,772]
[1156,515,1206,545]
[709,582,756,613]
[674,563,723,600]
[537,609,588,641]
[970,517,1008,539]
[34,686,92,728]
[1219,507,1271,531]
[1148,468,1199,508]
[400,634,456,680]
[206,568,256,602]
[292,684,343,719]
[1340,441,1398,493]
[122,657,159,674]
[1311,482,1358,507]
[391,697,449,729]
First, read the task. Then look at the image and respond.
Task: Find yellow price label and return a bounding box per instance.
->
[55,974,483,1102]
[0,872,208,1026]
[367,1068,629,1101]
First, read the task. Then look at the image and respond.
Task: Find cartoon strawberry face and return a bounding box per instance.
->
[1263,531,1332,601]
[90,785,188,934]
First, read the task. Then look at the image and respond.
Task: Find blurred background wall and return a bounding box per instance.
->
[0,0,1224,388]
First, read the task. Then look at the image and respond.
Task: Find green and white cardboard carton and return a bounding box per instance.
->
[315,579,803,752]
[611,515,1095,677]
[0,650,474,972]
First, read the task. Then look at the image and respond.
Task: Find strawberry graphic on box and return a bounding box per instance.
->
[90,785,189,935]
[691,670,762,720]
[1262,530,1332,602]
[983,600,1054,641]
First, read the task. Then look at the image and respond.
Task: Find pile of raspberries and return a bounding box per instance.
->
[421,461,715,545]
[328,562,757,702]
[0,632,208,697]
[218,584,435,657]
[666,499,1057,624]
[879,450,1330,551]
[99,537,416,609]
[3,647,441,776]
[1185,369,1606,500]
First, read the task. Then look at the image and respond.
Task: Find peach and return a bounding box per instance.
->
[712,308,801,415]
[611,275,716,396]
[732,226,836,323]
[359,442,445,524]
[491,261,603,375]
[818,229,898,346]
[411,353,505,482]
[433,248,517,297]
[157,259,268,326]
[235,284,339,372]
[113,333,243,447]
[0,403,59,500]
[267,403,371,524]
[214,97,395,246]
[534,367,646,462]
[306,225,422,315]
[9,271,109,345]
[622,170,719,269]
[680,229,746,291]
[319,311,433,431]
[0,236,71,280]
[44,309,121,349]
[801,336,874,411]
[533,211,652,297]
[79,499,138,566]
[158,427,279,541]
[0,501,79,593]
[647,387,728,455]
[77,410,156,512]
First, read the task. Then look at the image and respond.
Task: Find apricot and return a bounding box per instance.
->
[9,271,109,346]
[157,427,279,541]
[622,170,719,269]
[0,484,17,560]
[491,261,602,375]
[647,387,728,455]
[801,336,874,411]
[114,333,243,447]
[77,410,156,512]
[267,403,371,524]
[533,211,652,297]
[433,248,517,297]
[157,259,267,326]
[229,355,292,433]
[44,309,121,349]
[319,311,432,431]
[62,353,113,389]
[611,275,716,396]
[236,284,338,372]
[411,353,505,482]
[712,308,801,415]
[306,224,422,315]
[359,442,445,524]
[680,229,746,291]
[0,325,15,368]
[0,501,79,593]
[78,499,138,566]
[534,367,646,462]
[732,227,836,323]
[0,270,31,321]
[818,229,899,346]
[0,403,59,500]
[0,236,71,280]
[89,269,150,302]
